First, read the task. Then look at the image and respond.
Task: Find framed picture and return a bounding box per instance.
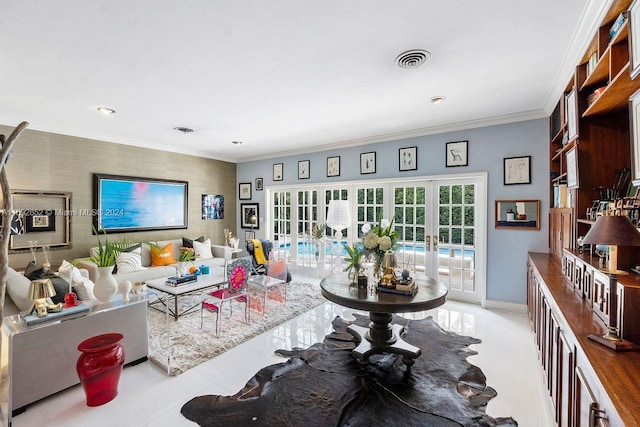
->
[255,177,263,191]
[630,89,640,186]
[201,194,224,219]
[239,182,251,200]
[273,163,283,181]
[240,203,260,229]
[298,160,310,179]
[360,152,376,174]
[631,0,640,79]
[445,141,468,167]
[327,156,340,177]
[495,200,540,230]
[566,89,577,141]
[566,146,579,189]
[25,211,56,233]
[503,156,531,185]
[94,174,187,233]
[399,146,417,171]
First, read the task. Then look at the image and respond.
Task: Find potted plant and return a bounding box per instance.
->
[90,227,133,302]
[344,243,364,285]
[312,222,326,261]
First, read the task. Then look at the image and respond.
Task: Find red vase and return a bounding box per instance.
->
[76,333,126,406]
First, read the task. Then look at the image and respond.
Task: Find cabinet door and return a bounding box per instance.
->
[560,210,573,252]
[574,367,608,427]
[557,331,574,427]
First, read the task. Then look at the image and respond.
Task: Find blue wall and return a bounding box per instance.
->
[237,118,549,304]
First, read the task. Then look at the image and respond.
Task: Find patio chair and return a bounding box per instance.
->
[200,257,252,337]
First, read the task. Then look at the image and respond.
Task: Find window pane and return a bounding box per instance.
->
[416,207,425,225]
[358,206,365,222]
[366,206,375,223]
[358,188,364,204]
[464,206,474,226]
[464,184,475,204]
[395,188,404,204]
[405,227,414,241]
[416,187,425,204]
[439,207,450,226]
[416,226,425,241]
[439,228,450,244]
[464,228,475,245]
[375,188,384,203]
[452,207,462,226]
[366,188,373,204]
[395,207,403,224]
[452,185,462,204]
[452,228,462,244]
[406,187,415,204]
[439,186,449,204]
[406,207,414,224]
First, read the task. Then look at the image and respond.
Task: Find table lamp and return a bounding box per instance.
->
[27,278,59,317]
[326,200,351,272]
[582,214,640,351]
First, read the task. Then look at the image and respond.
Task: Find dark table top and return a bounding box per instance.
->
[320,273,448,313]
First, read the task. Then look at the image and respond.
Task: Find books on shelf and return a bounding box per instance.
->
[586,52,598,76]
[555,183,568,208]
[610,11,627,42]
[587,86,607,106]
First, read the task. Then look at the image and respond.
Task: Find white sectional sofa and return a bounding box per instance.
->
[76,238,231,285]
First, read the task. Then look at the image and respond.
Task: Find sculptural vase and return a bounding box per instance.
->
[94,266,118,302]
[118,280,132,302]
[76,333,125,406]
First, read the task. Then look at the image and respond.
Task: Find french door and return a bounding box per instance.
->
[265,173,486,304]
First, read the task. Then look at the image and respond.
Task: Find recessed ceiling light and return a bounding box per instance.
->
[232,141,243,145]
[429,96,446,104]
[174,127,194,134]
[97,107,116,115]
[395,49,430,68]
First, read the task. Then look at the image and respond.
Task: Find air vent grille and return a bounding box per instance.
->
[395,49,430,68]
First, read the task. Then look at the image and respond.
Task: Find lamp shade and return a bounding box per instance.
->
[28,278,56,301]
[250,215,258,226]
[326,200,351,231]
[582,215,640,246]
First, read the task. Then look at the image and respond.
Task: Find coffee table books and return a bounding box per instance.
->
[166,274,198,286]
[376,279,418,296]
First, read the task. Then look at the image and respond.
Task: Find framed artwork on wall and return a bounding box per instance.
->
[239,182,251,200]
[241,203,259,229]
[503,156,531,185]
[201,194,224,219]
[273,163,283,181]
[255,177,263,191]
[399,146,417,171]
[327,156,340,177]
[445,141,468,167]
[360,152,376,174]
[298,160,310,179]
[566,89,578,141]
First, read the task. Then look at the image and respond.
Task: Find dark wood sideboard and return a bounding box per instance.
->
[528,252,640,426]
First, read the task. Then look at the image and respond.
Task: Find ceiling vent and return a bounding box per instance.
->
[395,49,430,68]
[174,127,194,134]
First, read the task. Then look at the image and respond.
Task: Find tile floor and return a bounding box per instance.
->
[5,271,553,426]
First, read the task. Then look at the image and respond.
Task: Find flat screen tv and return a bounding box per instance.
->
[93,174,188,233]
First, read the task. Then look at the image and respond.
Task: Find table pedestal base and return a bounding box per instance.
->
[347,312,421,367]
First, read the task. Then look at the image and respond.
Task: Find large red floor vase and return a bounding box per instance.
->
[76,333,126,406]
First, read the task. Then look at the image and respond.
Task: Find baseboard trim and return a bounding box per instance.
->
[485,299,527,315]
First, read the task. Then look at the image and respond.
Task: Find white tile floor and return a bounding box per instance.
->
[7,272,554,426]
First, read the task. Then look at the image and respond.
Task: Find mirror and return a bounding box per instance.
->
[495,200,540,230]
[9,190,72,251]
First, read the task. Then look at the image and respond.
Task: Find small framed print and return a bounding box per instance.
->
[255,177,263,191]
[25,210,56,233]
[631,0,640,79]
[360,152,376,174]
[327,156,340,177]
[239,182,252,200]
[273,163,283,181]
[504,155,531,185]
[298,160,310,179]
[240,203,260,229]
[446,141,468,167]
[566,147,579,189]
[399,146,417,171]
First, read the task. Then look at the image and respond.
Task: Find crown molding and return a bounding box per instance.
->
[0,115,236,163]
[236,109,547,163]
[543,0,613,115]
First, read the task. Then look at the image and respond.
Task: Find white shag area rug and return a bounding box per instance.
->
[148,282,325,375]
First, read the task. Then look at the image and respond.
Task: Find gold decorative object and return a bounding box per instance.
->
[26,278,61,317]
[379,251,397,287]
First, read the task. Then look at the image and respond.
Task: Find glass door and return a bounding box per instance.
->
[271,190,292,260]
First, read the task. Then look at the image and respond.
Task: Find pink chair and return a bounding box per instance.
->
[200,257,252,336]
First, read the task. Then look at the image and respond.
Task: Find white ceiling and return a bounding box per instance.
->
[0,1,608,163]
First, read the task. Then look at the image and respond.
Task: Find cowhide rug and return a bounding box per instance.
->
[181,313,518,426]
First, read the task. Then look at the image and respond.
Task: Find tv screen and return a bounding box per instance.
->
[93,174,188,233]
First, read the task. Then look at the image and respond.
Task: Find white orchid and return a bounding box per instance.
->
[361,223,371,234]
[380,218,390,229]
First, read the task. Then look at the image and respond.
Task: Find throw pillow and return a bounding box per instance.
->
[112,243,142,274]
[58,260,83,284]
[73,278,96,301]
[193,239,213,260]
[116,247,147,274]
[182,236,205,249]
[151,242,178,266]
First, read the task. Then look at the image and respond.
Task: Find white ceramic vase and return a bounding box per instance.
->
[118,280,132,302]
[94,266,118,302]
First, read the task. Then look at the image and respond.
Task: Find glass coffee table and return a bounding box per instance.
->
[320,273,447,366]
[146,270,226,321]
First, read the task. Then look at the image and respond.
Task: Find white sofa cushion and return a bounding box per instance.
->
[116,247,147,274]
[6,267,33,311]
[193,239,213,260]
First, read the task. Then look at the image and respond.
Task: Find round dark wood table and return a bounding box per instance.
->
[320,273,448,366]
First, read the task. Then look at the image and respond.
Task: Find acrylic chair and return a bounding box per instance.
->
[200,257,252,336]
[248,252,289,315]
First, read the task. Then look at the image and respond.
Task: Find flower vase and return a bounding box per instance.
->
[94,266,118,302]
[348,265,361,285]
[76,333,125,406]
[178,262,189,277]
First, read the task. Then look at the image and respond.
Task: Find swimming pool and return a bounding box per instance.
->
[278,240,474,258]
